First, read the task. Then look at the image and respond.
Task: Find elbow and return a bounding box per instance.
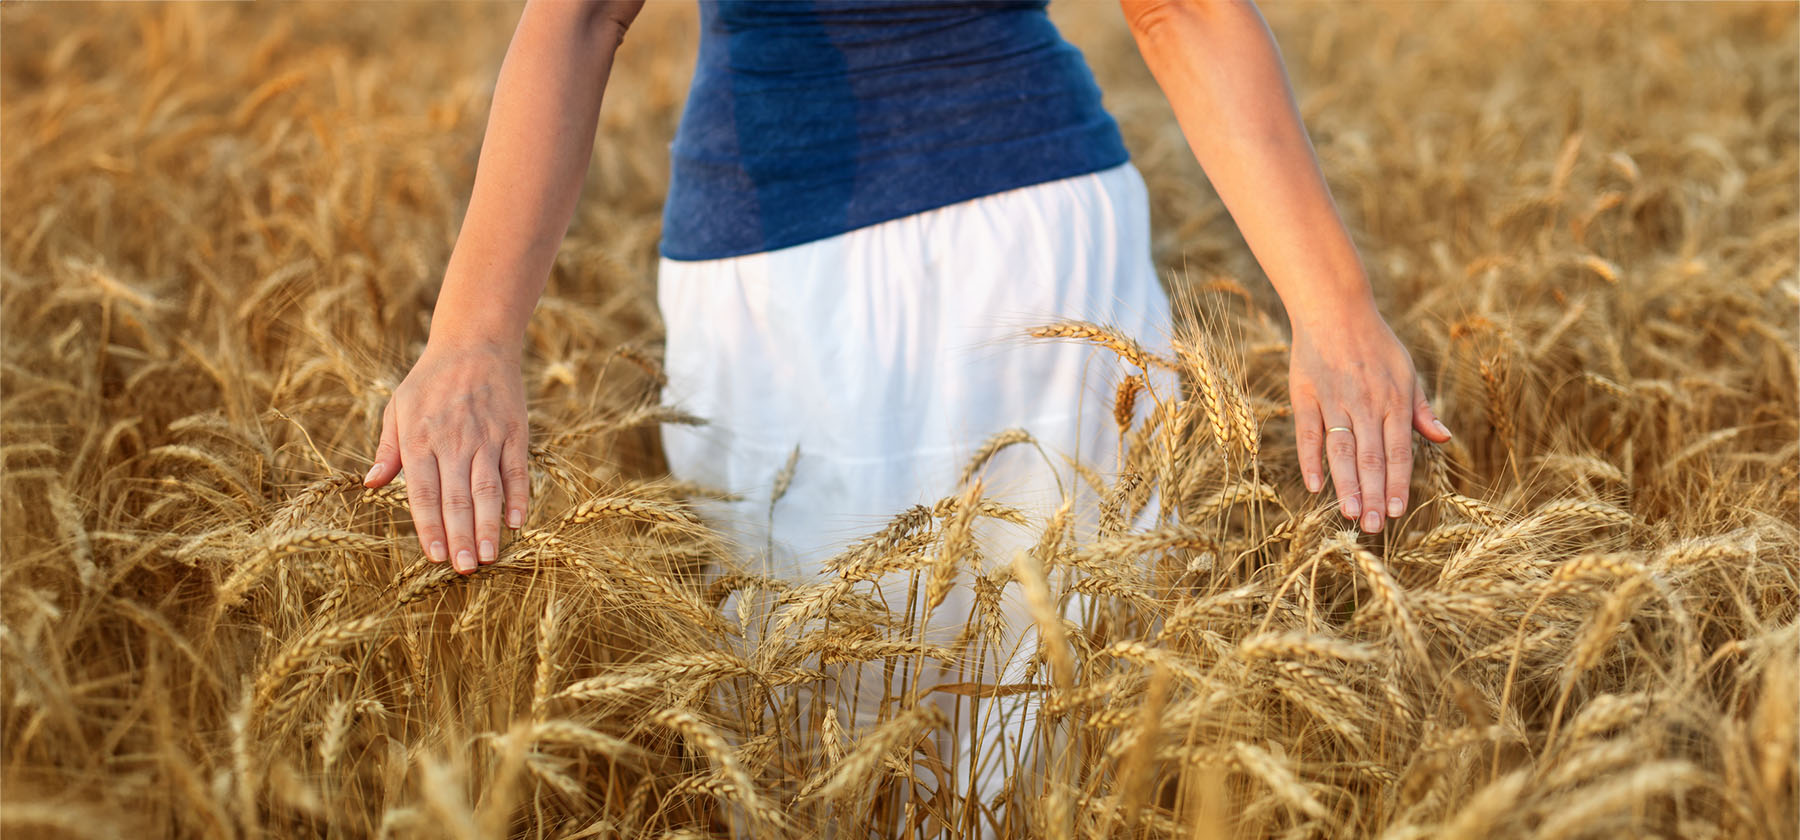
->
[521,0,645,49]
[1121,0,1243,43]
[582,0,647,47]
[1121,0,1198,42]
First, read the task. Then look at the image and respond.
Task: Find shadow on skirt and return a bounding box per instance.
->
[656,160,1177,837]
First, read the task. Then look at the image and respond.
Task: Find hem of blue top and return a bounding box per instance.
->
[657,148,1134,263]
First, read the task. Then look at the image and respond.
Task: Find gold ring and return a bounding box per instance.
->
[1326,426,1352,434]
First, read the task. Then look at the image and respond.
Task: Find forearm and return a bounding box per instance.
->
[430,0,637,352]
[1123,0,1376,334]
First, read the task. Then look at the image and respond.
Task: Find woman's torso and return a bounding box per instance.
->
[659,0,1129,261]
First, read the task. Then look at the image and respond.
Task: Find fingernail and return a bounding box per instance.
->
[1388,497,1404,517]
[456,549,474,572]
[363,463,381,485]
[1305,473,1321,494]
[1433,419,1451,438]
[1342,497,1359,518]
[429,541,446,563]
[479,540,495,563]
[1362,510,1381,532]
[508,509,523,528]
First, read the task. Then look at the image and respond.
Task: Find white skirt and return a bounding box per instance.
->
[658,160,1174,570]
[655,160,1175,825]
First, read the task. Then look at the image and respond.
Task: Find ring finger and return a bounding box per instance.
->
[471,450,505,565]
[1323,415,1360,521]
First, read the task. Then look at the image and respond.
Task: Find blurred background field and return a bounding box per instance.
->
[2,1,1796,838]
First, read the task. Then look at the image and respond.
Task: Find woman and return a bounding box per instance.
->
[360,0,1452,826]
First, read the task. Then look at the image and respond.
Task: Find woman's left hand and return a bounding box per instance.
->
[1288,303,1452,533]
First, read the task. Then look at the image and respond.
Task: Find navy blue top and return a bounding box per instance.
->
[658,0,1131,261]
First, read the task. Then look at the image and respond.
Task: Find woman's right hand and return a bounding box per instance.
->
[362,337,532,574]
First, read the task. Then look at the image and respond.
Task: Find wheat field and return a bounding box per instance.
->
[2,1,1796,838]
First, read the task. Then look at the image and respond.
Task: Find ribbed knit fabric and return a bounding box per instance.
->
[658,0,1130,261]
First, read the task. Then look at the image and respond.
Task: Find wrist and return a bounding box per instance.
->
[427,266,536,358]
[1283,281,1381,338]
[425,312,526,362]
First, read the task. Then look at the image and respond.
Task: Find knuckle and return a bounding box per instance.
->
[436,426,469,453]
[1388,444,1413,463]
[503,464,531,486]
[1328,438,1357,458]
[1298,428,1323,447]
[472,477,505,498]
[409,484,441,507]
[402,428,435,452]
[1358,451,1387,470]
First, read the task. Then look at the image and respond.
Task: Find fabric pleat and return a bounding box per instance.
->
[655,160,1176,833]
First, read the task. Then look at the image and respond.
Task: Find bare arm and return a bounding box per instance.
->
[1121,0,1452,533]
[364,0,646,575]
[1120,0,1371,332]
[432,0,647,350]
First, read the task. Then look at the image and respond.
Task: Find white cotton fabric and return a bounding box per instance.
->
[656,160,1176,832]
[658,161,1173,559]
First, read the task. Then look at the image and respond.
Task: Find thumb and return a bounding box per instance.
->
[1412,379,1452,443]
[364,398,402,487]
